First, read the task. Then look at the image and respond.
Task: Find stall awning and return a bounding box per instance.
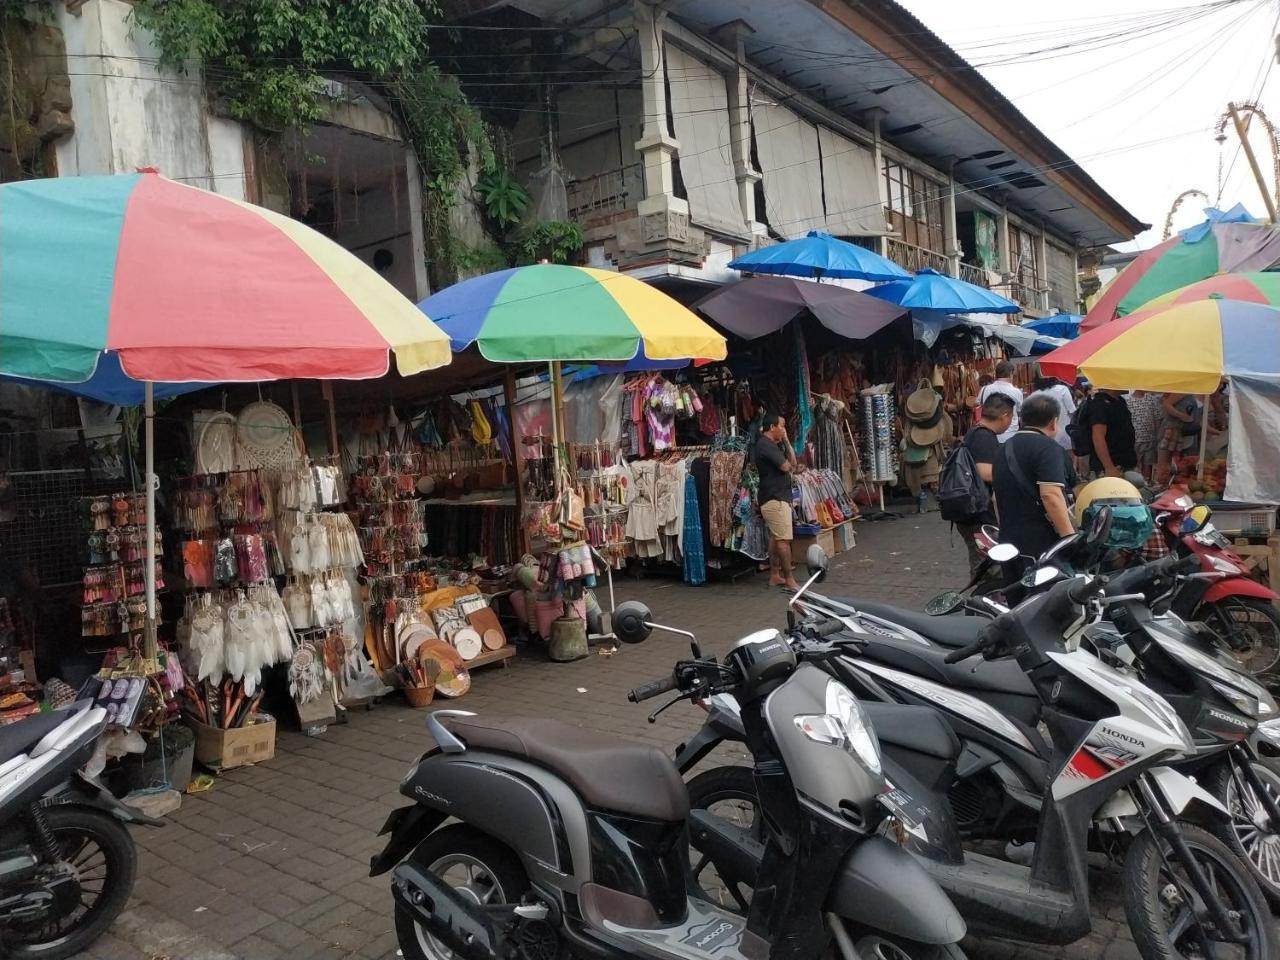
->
[753,99,826,238]
[667,44,744,234]
[818,127,890,237]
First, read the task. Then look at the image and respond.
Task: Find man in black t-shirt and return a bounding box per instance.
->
[1085,389,1137,477]
[754,413,803,589]
[956,393,1013,575]
[993,392,1076,563]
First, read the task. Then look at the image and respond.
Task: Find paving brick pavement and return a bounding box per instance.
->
[73,513,1269,959]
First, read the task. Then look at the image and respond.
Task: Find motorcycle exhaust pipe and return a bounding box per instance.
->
[391,862,500,960]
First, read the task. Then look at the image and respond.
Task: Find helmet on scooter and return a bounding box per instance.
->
[1073,477,1153,550]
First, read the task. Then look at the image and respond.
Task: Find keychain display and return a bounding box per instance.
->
[78,494,167,639]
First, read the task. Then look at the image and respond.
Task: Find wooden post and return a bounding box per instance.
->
[550,361,568,478]
[290,381,302,428]
[1197,396,1210,481]
[1229,103,1279,222]
[321,381,339,456]
[504,368,528,555]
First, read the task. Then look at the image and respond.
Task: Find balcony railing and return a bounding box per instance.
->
[959,262,993,288]
[885,237,949,275]
[566,163,643,223]
[1046,281,1078,315]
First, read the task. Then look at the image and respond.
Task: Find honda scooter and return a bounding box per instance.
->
[680,530,1277,959]
[370,548,968,960]
[0,700,156,959]
[1151,487,1280,678]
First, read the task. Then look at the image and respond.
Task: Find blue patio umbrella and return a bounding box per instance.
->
[2,351,211,405]
[1024,314,1082,340]
[865,268,1021,314]
[728,231,911,282]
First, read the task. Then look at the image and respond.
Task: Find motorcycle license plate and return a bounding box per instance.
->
[879,786,929,829]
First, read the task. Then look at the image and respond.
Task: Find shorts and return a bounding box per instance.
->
[760,499,793,541]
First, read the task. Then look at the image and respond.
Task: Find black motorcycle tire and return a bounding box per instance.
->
[394,824,530,960]
[1123,823,1276,960]
[5,805,136,960]
[1202,759,1280,911]
[1199,596,1280,678]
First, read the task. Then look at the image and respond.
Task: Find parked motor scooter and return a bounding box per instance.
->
[1150,487,1280,678]
[0,701,157,959]
[370,548,969,960]
[680,524,1278,960]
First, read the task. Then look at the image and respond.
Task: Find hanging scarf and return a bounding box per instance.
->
[793,323,813,457]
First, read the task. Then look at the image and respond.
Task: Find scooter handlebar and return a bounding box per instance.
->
[628,673,678,703]
[943,634,989,664]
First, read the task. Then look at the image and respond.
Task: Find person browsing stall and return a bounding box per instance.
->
[954,393,1014,576]
[1085,389,1137,479]
[977,360,1024,443]
[755,413,804,590]
[993,393,1075,563]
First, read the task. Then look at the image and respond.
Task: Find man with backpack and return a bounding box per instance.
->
[993,393,1076,563]
[941,394,1014,575]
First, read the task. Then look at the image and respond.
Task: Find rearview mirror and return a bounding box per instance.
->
[925,591,966,616]
[1181,505,1212,535]
[612,601,653,645]
[1086,505,1114,548]
[988,542,1019,564]
[806,545,830,583]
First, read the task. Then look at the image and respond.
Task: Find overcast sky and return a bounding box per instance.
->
[898,0,1280,249]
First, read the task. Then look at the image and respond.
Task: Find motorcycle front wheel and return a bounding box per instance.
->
[5,805,136,960]
[1201,596,1280,678]
[1122,823,1276,960]
[1204,759,1280,911]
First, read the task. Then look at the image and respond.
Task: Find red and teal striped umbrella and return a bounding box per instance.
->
[419,265,727,363]
[0,172,452,387]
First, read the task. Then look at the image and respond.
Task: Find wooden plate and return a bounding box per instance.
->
[467,607,506,650]
[418,640,470,698]
[482,628,505,651]
[452,627,483,661]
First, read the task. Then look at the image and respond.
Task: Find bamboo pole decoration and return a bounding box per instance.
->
[1197,395,1210,481]
[1229,103,1279,222]
[322,381,340,456]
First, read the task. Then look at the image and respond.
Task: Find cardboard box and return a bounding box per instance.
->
[185,717,276,771]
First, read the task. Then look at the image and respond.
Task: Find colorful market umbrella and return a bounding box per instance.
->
[1082,218,1280,330]
[728,230,912,282]
[693,276,906,340]
[419,264,727,363]
[0,172,453,655]
[1128,271,1280,313]
[864,268,1021,314]
[0,172,452,384]
[1040,298,1280,393]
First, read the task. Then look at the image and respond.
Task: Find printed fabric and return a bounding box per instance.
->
[682,473,706,585]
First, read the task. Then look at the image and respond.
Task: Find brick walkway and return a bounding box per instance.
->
[76,513,1252,959]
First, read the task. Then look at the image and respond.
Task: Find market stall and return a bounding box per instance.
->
[0,172,451,785]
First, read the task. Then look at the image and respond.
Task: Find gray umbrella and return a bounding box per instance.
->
[694,276,906,340]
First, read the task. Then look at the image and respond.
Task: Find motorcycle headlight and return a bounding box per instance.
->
[795,681,882,776]
[1209,679,1261,719]
[1257,717,1280,747]
[1205,555,1243,576]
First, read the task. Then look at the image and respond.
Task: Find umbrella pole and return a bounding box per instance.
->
[143,380,158,660]
[1197,396,1210,481]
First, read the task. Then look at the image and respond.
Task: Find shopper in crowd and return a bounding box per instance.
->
[1084,389,1137,478]
[754,412,804,590]
[956,393,1014,575]
[1126,390,1163,481]
[1155,392,1201,485]
[1029,366,1076,453]
[992,392,1075,563]
[977,360,1023,443]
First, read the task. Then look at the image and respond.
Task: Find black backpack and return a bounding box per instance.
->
[938,443,990,522]
[1066,396,1093,457]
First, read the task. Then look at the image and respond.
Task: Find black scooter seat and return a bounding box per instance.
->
[862,702,960,761]
[0,710,71,766]
[853,633,1036,700]
[443,715,689,822]
[848,600,984,650]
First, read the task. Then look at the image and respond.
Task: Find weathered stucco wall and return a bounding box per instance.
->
[52,0,247,198]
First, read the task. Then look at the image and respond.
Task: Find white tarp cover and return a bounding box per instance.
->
[1225,376,1280,504]
[666,44,743,233]
[752,99,826,238]
[818,126,890,237]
